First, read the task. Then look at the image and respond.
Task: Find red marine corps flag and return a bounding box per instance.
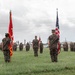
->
[38,36,41,44]
[55,8,60,54]
[38,36,41,48]
[8,10,13,56]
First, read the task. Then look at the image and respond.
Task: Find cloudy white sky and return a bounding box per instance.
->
[0,0,75,43]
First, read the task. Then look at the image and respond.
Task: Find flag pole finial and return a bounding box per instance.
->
[56,8,58,10]
[56,8,58,12]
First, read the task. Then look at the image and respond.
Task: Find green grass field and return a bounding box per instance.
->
[0,48,75,75]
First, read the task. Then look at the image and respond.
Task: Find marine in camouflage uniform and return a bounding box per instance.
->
[60,43,61,51]
[13,43,17,51]
[39,41,43,53]
[19,43,23,51]
[2,33,11,62]
[73,43,75,51]
[63,43,66,51]
[26,42,30,51]
[32,36,39,57]
[70,42,74,51]
[48,30,59,62]
[63,42,68,51]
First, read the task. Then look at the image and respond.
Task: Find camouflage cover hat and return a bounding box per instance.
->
[52,29,55,33]
[5,33,9,37]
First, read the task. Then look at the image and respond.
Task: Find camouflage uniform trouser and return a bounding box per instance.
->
[19,48,23,51]
[50,48,58,62]
[64,48,68,51]
[26,47,29,51]
[13,47,17,51]
[40,47,43,53]
[3,50,10,62]
[33,48,38,56]
[70,48,73,51]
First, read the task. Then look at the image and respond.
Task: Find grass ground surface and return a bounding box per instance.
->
[0,48,75,75]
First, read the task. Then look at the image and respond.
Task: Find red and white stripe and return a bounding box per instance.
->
[55,27,60,38]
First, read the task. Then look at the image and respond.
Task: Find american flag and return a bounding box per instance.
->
[55,9,60,54]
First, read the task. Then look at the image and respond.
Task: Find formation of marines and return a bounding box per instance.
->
[1,29,75,63]
[62,42,75,51]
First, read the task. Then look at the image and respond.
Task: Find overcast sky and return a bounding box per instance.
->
[0,0,75,43]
